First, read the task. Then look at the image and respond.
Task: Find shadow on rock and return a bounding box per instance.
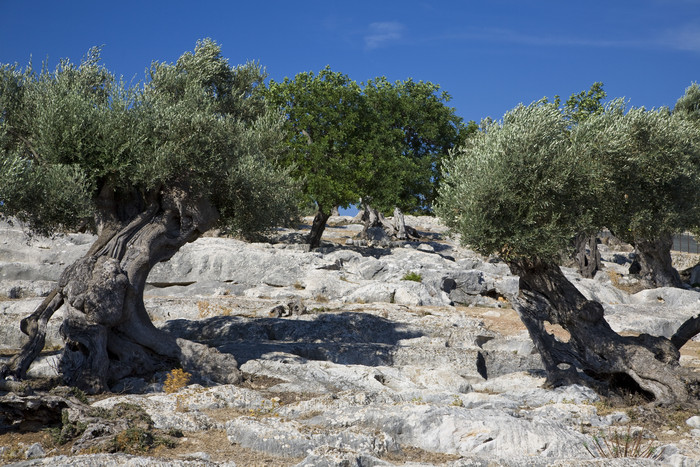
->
[160,312,424,366]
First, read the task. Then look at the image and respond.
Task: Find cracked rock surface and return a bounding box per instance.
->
[1,216,700,466]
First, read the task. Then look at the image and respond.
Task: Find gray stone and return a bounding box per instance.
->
[294,446,393,466]
[4,218,700,465]
[25,443,45,459]
[8,453,224,466]
[686,415,700,428]
[226,416,399,459]
[416,243,435,253]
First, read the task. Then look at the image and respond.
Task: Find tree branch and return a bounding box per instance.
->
[8,129,41,163]
[671,314,700,350]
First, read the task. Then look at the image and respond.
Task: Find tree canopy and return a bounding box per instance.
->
[437,101,596,262]
[265,68,463,215]
[437,88,700,403]
[0,39,298,238]
[579,101,700,245]
[0,40,300,392]
[438,90,700,266]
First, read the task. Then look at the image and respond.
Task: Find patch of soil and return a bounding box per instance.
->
[456,305,527,337]
[381,444,461,464]
[0,428,72,464]
[154,428,303,466]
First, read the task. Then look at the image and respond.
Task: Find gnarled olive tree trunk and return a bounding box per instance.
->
[573,232,601,279]
[356,204,420,242]
[1,185,240,393]
[508,258,699,405]
[632,233,683,288]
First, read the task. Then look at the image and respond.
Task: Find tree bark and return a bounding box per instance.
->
[508,258,699,405]
[632,233,683,288]
[573,232,601,279]
[356,204,419,243]
[1,185,241,393]
[307,208,330,249]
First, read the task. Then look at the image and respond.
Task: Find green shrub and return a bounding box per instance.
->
[401,272,422,282]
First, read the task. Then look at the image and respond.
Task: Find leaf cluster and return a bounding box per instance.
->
[438,102,595,261]
[265,67,463,215]
[0,39,299,237]
[437,84,700,262]
[576,100,700,243]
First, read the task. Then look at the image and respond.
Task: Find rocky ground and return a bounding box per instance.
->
[1,216,700,466]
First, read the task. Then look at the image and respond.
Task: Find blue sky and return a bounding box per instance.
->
[1,0,699,125]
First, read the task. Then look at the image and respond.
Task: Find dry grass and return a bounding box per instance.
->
[163,368,191,394]
[151,428,303,466]
[456,305,526,337]
[197,300,235,318]
[607,270,645,294]
[381,444,461,464]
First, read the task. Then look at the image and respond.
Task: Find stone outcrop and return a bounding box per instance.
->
[1,216,699,465]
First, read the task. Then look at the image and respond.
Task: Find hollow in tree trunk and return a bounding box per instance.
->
[1,185,241,393]
[573,232,601,279]
[632,233,683,288]
[508,258,699,405]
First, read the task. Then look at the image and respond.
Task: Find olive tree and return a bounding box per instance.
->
[438,102,700,404]
[0,40,299,393]
[587,101,700,288]
[675,82,700,124]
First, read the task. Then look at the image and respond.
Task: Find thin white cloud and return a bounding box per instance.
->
[443,24,700,53]
[448,27,647,49]
[659,23,700,52]
[364,22,404,49]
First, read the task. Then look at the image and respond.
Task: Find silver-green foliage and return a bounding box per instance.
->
[437,96,700,262]
[0,39,298,237]
[437,102,596,261]
[575,100,700,243]
[674,82,700,123]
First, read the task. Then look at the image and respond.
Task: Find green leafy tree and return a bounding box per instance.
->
[437,101,700,404]
[265,68,463,248]
[265,67,369,247]
[562,81,607,123]
[0,40,299,392]
[362,77,464,214]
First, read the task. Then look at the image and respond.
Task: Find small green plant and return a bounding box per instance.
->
[584,425,664,460]
[68,386,89,404]
[401,272,422,282]
[451,395,464,407]
[47,409,88,446]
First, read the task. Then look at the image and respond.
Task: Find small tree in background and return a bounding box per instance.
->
[362,77,464,214]
[0,40,300,392]
[438,101,700,404]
